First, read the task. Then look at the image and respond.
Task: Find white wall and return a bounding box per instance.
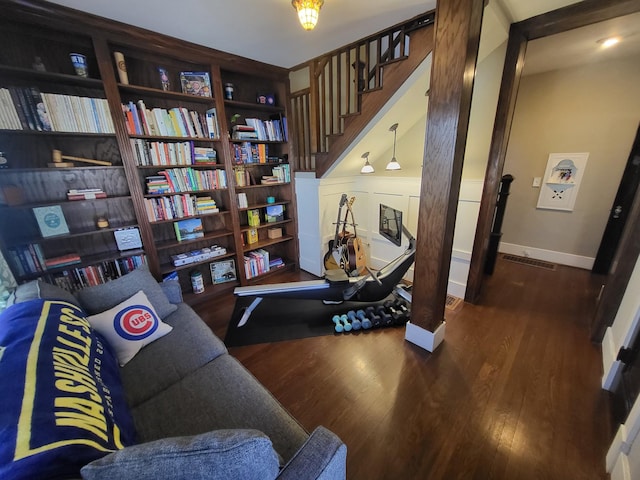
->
[501,54,640,267]
[295,174,482,298]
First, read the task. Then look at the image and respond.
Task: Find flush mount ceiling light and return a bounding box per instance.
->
[598,36,621,48]
[292,0,324,31]
[386,123,401,171]
[360,151,374,174]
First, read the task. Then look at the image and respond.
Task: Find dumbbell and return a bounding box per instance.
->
[356,309,372,329]
[340,314,352,332]
[347,310,361,331]
[332,315,344,333]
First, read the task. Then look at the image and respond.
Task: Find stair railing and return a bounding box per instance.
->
[289,11,435,172]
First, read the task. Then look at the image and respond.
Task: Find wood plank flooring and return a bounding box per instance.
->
[194,257,613,479]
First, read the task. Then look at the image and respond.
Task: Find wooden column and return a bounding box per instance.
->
[407,0,484,348]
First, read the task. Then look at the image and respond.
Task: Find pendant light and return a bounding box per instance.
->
[386,123,401,171]
[292,0,324,31]
[360,151,374,174]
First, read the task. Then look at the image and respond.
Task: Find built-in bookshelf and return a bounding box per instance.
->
[0,1,298,304]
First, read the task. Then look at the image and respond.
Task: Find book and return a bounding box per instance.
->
[173,217,204,242]
[210,259,236,284]
[180,72,212,97]
[32,205,69,237]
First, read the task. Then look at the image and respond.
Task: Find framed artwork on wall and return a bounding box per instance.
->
[536,152,589,211]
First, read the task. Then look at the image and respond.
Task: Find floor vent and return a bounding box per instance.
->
[445,295,463,311]
[502,254,557,271]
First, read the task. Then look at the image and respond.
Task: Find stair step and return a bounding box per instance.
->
[378,55,409,67]
[339,112,361,119]
[358,86,383,95]
[326,132,344,139]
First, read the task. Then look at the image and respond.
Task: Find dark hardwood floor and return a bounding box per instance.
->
[193,257,613,479]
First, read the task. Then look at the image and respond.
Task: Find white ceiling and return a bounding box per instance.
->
[46,0,582,69]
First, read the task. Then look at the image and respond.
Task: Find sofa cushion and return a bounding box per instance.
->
[87,290,173,366]
[119,302,227,407]
[80,429,280,480]
[76,265,177,320]
[0,299,136,480]
[7,279,78,306]
[130,355,309,463]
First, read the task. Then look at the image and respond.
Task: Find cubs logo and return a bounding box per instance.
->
[113,304,159,341]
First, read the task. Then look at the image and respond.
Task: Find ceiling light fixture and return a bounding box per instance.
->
[360,151,374,174]
[386,123,401,171]
[292,0,324,31]
[598,36,621,48]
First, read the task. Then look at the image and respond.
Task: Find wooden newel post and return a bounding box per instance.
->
[406,0,485,352]
[484,174,514,275]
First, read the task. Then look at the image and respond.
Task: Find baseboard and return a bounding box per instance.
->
[499,242,595,270]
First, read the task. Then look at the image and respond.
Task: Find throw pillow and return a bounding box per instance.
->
[80,429,280,480]
[76,265,177,320]
[87,290,173,366]
[7,279,78,307]
[0,299,137,480]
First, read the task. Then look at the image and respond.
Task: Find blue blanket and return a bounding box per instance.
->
[0,299,136,479]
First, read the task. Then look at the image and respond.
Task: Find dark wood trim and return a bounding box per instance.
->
[465,0,640,305]
[592,187,640,342]
[465,26,526,303]
[411,0,484,331]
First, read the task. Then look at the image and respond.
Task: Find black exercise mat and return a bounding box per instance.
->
[224,295,398,347]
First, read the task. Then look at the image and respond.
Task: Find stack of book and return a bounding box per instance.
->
[243,248,274,279]
[131,139,195,166]
[193,147,217,165]
[122,101,219,139]
[244,118,288,142]
[269,257,285,270]
[43,255,146,292]
[195,196,219,215]
[146,175,172,195]
[237,193,248,208]
[6,243,47,275]
[234,168,252,187]
[44,253,82,269]
[151,168,227,193]
[231,124,258,140]
[271,164,291,183]
[260,175,280,185]
[67,188,106,201]
[0,87,114,133]
[232,142,268,164]
[171,245,227,267]
[144,194,196,221]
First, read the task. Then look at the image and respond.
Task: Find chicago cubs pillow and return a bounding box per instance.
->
[87,290,172,366]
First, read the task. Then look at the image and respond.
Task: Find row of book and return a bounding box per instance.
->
[243,250,284,279]
[232,142,272,164]
[0,87,114,133]
[234,168,254,187]
[122,100,220,139]
[43,255,147,293]
[270,164,291,183]
[5,244,80,276]
[146,168,228,194]
[130,139,217,167]
[235,118,287,142]
[144,194,219,222]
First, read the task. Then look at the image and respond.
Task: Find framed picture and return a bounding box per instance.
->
[179,71,212,97]
[32,205,69,237]
[210,259,237,284]
[173,218,204,242]
[537,152,589,211]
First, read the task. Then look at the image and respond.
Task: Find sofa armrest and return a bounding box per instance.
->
[277,426,346,480]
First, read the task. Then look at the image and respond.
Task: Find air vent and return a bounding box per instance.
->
[445,295,463,311]
[503,254,557,271]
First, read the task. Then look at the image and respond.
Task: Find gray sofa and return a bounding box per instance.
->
[4,270,346,479]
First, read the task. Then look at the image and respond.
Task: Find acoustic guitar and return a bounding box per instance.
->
[324,195,366,274]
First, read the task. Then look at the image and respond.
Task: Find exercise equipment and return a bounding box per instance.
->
[234,225,416,327]
[330,296,410,334]
[332,315,344,333]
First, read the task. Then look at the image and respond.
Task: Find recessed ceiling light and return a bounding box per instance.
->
[598,36,621,48]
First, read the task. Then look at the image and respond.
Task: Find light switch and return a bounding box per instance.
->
[532,177,542,187]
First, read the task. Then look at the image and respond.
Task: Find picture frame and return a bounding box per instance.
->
[210,259,237,284]
[173,218,204,242]
[536,152,589,211]
[32,205,69,237]
[179,71,212,97]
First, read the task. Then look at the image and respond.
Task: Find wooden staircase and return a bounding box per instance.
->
[289,11,435,177]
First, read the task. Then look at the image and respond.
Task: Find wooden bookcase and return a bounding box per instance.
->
[0,0,299,305]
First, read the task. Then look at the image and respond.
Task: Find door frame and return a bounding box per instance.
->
[465,0,640,337]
